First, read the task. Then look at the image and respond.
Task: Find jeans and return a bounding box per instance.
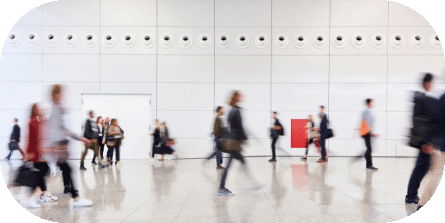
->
[320,137,326,160]
[207,138,223,166]
[363,133,373,167]
[107,141,120,162]
[406,150,431,200]
[219,152,245,189]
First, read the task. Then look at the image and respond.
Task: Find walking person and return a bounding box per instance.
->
[405,73,437,204]
[313,106,329,163]
[149,120,162,162]
[21,104,58,208]
[159,122,179,161]
[359,99,379,170]
[92,116,106,165]
[417,75,445,211]
[269,112,283,162]
[218,91,247,196]
[206,106,225,169]
[46,84,93,207]
[6,118,25,160]
[80,111,104,170]
[302,115,317,160]
[104,119,123,166]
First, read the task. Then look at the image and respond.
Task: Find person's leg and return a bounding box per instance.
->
[216,150,222,166]
[58,162,79,198]
[116,142,120,163]
[270,137,277,161]
[6,150,13,160]
[33,162,49,192]
[320,137,326,160]
[80,144,89,166]
[18,147,25,157]
[106,146,114,163]
[364,134,373,167]
[151,143,156,158]
[419,151,445,207]
[99,143,105,160]
[406,151,431,202]
[219,154,234,190]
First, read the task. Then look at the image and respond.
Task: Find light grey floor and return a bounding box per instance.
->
[1,157,424,223]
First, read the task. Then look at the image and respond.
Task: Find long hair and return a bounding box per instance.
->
[51,84,62,102]
[30,103,39,119]
[96,116,103,125]
[229,91,240,107]
[111,118,117,126]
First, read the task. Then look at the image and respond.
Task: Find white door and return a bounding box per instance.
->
[81,94,151,159]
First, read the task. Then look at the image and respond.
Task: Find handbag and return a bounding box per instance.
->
[409,116,429,149]
[359,120,371,136]
[8,141,19,151]
[220,138,244,154]
[325,118,334,139]
[14,162,39,188]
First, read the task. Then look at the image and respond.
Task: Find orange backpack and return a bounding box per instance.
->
[359,120,370,136]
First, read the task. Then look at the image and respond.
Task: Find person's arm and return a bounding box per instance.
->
[214,118,222,137]
[236,109,247,140]
[17,126,21,142]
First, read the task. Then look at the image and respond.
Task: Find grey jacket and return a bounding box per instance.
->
[46,103,80,147]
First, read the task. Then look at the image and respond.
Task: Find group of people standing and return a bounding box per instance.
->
[79,111,124,171]
[150,120,178,161]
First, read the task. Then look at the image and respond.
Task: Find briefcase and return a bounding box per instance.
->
[8,141,19,151]
[325,129,334,139]
[14,162,39,188]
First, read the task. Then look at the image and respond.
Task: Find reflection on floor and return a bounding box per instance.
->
[1,157,423,223]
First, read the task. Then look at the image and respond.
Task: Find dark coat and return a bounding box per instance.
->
[319,114,329,138]
[84,119,99,140]
[228,106,247,140]
[426,93,445,150]
[10,124,20,142]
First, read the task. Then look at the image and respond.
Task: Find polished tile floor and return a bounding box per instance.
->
[1,157,424,223]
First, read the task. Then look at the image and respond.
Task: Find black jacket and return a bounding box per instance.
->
[10,124,20,142]
[319,114,329,138]
[84,119,99,140]
[153,128,161,145]
[426,93,445,148]
[413,91,437,122]
[228,106,247,140]
[274,119,284,136]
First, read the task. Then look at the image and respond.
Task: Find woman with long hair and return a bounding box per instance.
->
[46,84,93,207]
[105,119,123,166]
[92,116,105,165]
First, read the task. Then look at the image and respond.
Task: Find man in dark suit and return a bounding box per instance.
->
[314,106,328,163]
[405,73,437,204]
[269,112,283,162]
[6,118,24,160]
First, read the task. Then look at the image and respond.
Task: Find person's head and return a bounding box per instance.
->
[216,106,224,116]
[229,91,241,107]
[162,122,166,127]
[30,104,39,119]
[105,117,110,123]
[89,110,94,119]
[422,73,433,92]
[320,106,325,113]
[51,84,63,103]
[272,111,277,119]
[111,118,118,126]
[154,119,159,127]
[13,118,18,123]
[308,115,313,122]
[96,116,103,124]
[366,98,373,108]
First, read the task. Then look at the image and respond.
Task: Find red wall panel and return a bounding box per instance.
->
[291,119,308,148]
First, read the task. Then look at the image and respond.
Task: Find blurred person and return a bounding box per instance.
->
[269,112,283,162]
[405,73,437,204]
[302,115,317,160]
[205,106,225,169]
[417,74,445,211]
[357,99,379,170]
[218,91,247,196]
[149,119,162,162]
[313,106,329,163]
[92,116,106,165]
[80,111,105,170]
[6,118,25,160]
[21,104,58,208]
[46,84,93,207]
[104,119,123,166]
[159,122,179,161]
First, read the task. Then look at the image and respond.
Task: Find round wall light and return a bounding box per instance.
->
[294,35,308,49]
[371,34,386,49]
[217,34,230,48]
[179,34,193,48]
[64,33,77,48]
[198,34,211,48]
[352,34,366,48]
[122,34,136,48]
[102,34,116,48]
[313,35,327,48]
[26,33,39,47]
[255,35,269,48]
[391,34,405,48]
[45,33,58,47]
[160,34,174,48]
[141,34,155,48]
[332,34,346,48]
[7,32,20,47]
[84,34,97,48]
[275,34,289,48]
[410,34,424,48]
[236,34,250,48]
[430,35,441,48]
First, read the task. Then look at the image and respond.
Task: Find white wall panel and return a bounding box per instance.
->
[330,27,388,55]
[387,112,411,140]
[215,56,270,83]
[15,6,42,26]
[0,82,42,110]
[395,140,417,157]
[271,84,329,111]
[43,55,100,82]
[272,28,329,55]
[386,140,396,157]
[272,0,329,27]
[272,56,329,83]
[0,54,42,81]
[331,0,388,27]
[346,139,387,157]
[173,139,213,158]
[330,56,387,83]
[329,84,387,112]
[346,112,387,140]
[158,28,214,55]
[42,0,100,26]
[157,111,213,139]
[2,26,42,54]
[231,111,270,139]
[42,82,100,110]
[274,138,306,156]
[328,140,347,156]
[0,110,31,138]
[157,83,214,111]
[158,0,213,27]
[388,27,443,55]
[388,2,431,27]
[387,84,419,112]
[215,28,271,55]
[388,56,445,84]
[41,27,100,54]
[215,84,270,111]
[101,55,156,83]
[100,0,156,27]
[158,55,214,83]
[215,0,271,27]
[100,27,157,55]
[328,112,349,140]
[100,83,157,111]
[243,139,273,157]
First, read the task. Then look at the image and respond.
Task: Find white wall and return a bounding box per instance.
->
[0,0,444,159]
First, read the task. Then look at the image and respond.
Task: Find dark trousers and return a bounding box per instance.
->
[207,138,223,166]
[58,162,79,198]
[6,148,25,160]
[320,137,326,160]
[271,137,278,159]
[93,137,105,163]
[406,150,431,200]
[107,142,121,162]
[305,139,314,155]
[363,133,373,167]
[32,162,49,192]
[151,142,159,158]
[219,152,245,189]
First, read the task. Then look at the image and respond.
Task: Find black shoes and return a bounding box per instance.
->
[366,166,379,171]
[63,186,71,194]
[268,159,277,162]
[405,196,419,204]
[417,205,422,211]
[217,165,225,169]
[91,161,97,165]
[80,165,87,171]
